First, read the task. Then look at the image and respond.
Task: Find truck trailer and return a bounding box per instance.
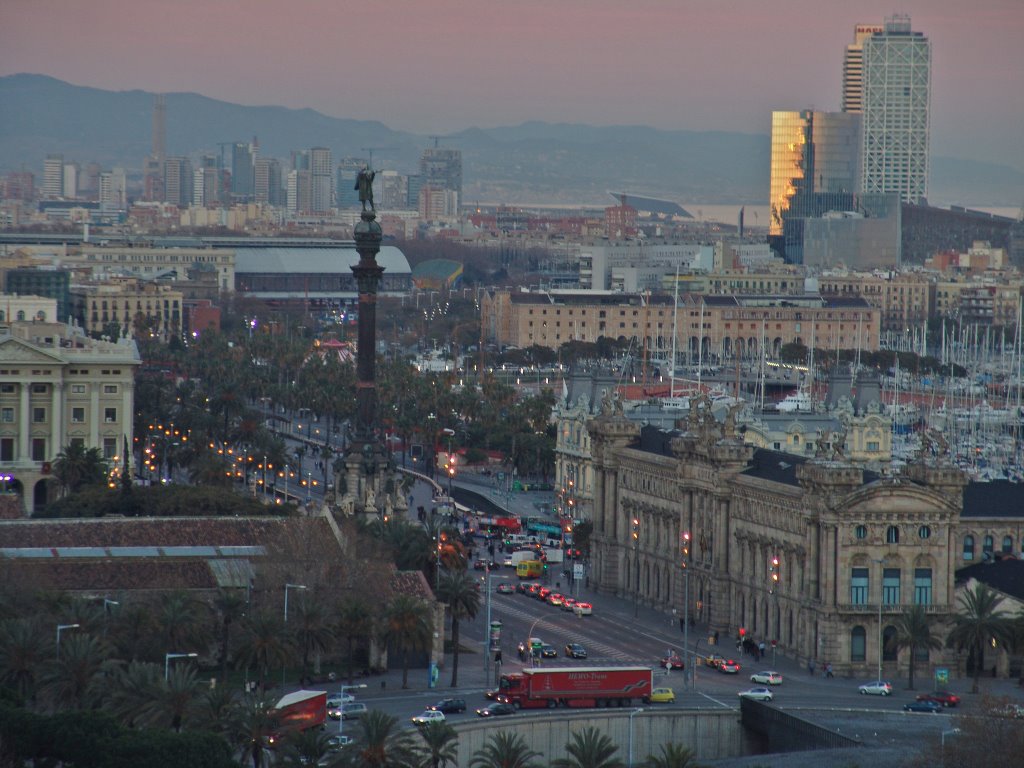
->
[267,689,327,746]
[496,666,653,709]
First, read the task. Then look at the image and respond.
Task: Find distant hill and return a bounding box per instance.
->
[1,73,1020,208]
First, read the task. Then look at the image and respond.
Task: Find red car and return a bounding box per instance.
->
[915,690,960,707]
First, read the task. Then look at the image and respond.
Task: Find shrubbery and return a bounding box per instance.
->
[37,484,294,518]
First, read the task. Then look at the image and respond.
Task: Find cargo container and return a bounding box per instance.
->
[267,689,327,746]
[496,666,653,709]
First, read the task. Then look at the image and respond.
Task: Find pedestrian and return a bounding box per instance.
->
[808,659,816,676]
[758,640,766,657]
[826,662,834,679]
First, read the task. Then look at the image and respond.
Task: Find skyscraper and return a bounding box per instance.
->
[419,146,462,208]
[231,142,256,202]
[254,158,283,206]
[842,24,884,114]
[42,155,63,199]
[310,147,333,213]
[769,110,861,237]
[163,157,193,207]
[859,15,931,204]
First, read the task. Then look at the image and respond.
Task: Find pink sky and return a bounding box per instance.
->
[1,0,1021,169]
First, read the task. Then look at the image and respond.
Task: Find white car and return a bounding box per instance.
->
[326,692,355,708]
[573,601,593,616]
[738,687,774,702]
[858,680,893,696]
[411,709,446,725]
[749,671,783,686]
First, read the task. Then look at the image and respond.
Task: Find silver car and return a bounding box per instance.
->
[858,680,893,696]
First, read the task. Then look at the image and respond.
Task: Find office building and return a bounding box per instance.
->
[769,111,861,239]
[163,157,193,208]
[336,159,364,210]
[98,168,127,210]
[231,142,255,202]
[419,147,462,206]
[42,155,64,199]
[5,269,72,323]
[842,24,884,113]
[860,15,931,204]
[61,163,78,199]
[310,147,333,213]
[254,158,283,207]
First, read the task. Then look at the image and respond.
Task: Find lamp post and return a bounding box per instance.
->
[483,566,492,677]
[627,707,644,768]
[284,583,307,689]
[306,471,312,503]
[0,473,11,493]
[284,463,290,502]
[103,598,119,637]
[631,515,640,618]
[681,531,690,689]
[56,623,79,660]
[263,455,268,500]
[873,557,885,681]
[338,683,367,741]
[165,652,198,681]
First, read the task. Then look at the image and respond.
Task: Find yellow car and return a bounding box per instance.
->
[648,687,676,703]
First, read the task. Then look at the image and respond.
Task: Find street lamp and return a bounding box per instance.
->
[338,683,367,741]
[56,623,79,660]
[628,707,644,768]
[306,471,312,503]
[165,652,198,681]
[631,515,640,618]
[483,566,492,677]
[284,583,307,689]
[681,531,690,689]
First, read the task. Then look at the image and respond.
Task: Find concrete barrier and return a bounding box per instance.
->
[450,708,746,767]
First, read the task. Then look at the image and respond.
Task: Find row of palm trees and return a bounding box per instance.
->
[275,713,702,768]
[886,582,1024,693]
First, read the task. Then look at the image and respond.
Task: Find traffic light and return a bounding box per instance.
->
[738,627,746,638]
[769,554,780,593]
[631,517,640,543]
[681,531,691,569]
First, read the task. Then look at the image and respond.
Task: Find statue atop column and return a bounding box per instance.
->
[355,166,376,213]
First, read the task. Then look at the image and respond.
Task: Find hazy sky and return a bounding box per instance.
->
[2,0,1022,169]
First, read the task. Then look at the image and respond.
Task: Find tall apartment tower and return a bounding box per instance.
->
[163,157,193,207]
[859,15,931,204]
[842,25,884,113]
[99,168,127,209]
[231,142,256,202]
[254,158,283,206]
[310,147,334,213]
[42,155,64,199]
[419,146,462,208]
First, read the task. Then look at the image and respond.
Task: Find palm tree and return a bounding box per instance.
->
[37,632,115,712]
[277,727,335,768]
[229,694,281,768]
[890,604,943,690]
[198,684,238,737]
[946,582,1015,693]
[52,443,108,495]
[138,663,203,732]
[414,719,459,768]
[235,611,292,692]
[355,709,418,768]
[155,589,208,652]
[106,660,162,728]
[291,599,335,685]
[551,727,624,768]
[0,617,50,702]
[212,589,247,683]
[642,743,703,768]
[469,731,543,768]
[108,600,156,662]
[383,595,433,689]
[336,596,375,684]
[435,570,480,687]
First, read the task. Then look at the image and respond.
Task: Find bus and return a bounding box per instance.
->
[516,560,544,580]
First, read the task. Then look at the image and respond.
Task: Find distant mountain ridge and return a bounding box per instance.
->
[1,73,1020,208]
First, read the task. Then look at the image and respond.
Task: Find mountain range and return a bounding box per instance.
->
[1,73,1020,209]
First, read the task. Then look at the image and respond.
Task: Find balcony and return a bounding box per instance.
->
[835,602,947,615]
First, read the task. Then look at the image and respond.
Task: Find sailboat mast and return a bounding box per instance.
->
[670,267,679,398]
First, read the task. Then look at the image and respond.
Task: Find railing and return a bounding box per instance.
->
[834,602,947,615]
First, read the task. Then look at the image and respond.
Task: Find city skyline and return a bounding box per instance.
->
[1,0,1021,173]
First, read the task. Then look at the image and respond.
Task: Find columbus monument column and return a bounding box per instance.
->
[338,166,404,518]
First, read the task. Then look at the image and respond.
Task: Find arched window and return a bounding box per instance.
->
[1002,536,1013,554]
[16,310,25,321]
[855,525,867,540]
[851,626,866,662]
[886,526,900,544]
[918,525,931,540]
[882,626,898,661]
[983,536,994,558]
[963,535,975,561]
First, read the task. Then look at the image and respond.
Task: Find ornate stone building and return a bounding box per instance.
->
[586,394,1024,679]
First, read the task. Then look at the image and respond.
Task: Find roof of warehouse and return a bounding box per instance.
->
[235,245,410,274]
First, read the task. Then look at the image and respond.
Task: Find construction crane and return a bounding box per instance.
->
[360,146,396,169]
